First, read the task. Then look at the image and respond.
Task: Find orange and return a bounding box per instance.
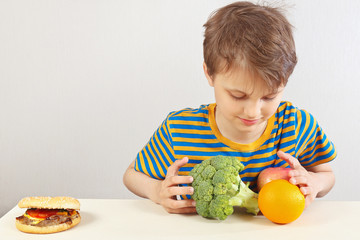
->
[258,179,305,224]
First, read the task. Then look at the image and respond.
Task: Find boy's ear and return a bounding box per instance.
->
[203,62,214,87]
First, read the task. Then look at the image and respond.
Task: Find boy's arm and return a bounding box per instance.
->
[123,157,196,213]
[277,151,335,207]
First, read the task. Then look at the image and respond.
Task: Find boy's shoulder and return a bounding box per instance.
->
[166,104,214,122]
[278,101,297,112]
[278,101,315,114]
[277,101,306,116]
[277,101,318,126]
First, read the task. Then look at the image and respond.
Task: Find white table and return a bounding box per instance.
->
[0,199,359,240]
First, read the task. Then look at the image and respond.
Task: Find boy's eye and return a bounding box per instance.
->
[231,94,245,100]
[262,95,277,101]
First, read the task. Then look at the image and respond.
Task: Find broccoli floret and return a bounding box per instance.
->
[189,155,259,220]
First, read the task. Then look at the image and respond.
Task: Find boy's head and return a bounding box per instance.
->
[203,1,297,90]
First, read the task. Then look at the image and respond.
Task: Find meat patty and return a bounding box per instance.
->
[16,211,80,227]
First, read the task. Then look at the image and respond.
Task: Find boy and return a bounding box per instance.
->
[123,1,336,214]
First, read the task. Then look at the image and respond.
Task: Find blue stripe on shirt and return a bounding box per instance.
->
[172,133,217,139]
[169,124,212,130]
[169,116,209,122]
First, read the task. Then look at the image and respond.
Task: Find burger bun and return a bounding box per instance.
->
[18,196,80,210]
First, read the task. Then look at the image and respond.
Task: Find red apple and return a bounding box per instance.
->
[257,167,291,191]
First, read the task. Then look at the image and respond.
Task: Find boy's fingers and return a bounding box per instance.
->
[300,186,311,196]
[165,186,194,197]
[277,151,301,169]
[289,169,299,177]
[166,157,189,177]
[289,176,307,186]
[166,206,197,214]
[164,199,196,213]
[167,176,193,186]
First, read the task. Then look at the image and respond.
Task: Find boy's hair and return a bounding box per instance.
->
[203,1,297,90]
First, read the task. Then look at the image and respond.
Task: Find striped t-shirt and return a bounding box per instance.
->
[134,101,337,192]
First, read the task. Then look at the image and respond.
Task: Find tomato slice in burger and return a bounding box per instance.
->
[26,209,60,219]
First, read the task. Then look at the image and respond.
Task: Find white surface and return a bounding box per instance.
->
[1,199,360,240]
[1,0,360,217]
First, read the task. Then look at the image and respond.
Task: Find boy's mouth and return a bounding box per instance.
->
[239,118,259,126]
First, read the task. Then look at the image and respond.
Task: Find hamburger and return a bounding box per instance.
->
[15,196,81,234]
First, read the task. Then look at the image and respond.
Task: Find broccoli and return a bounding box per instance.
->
[189,155,259,220]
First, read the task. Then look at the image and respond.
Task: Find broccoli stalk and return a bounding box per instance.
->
[229,181,259,215]
[189,155,259,220]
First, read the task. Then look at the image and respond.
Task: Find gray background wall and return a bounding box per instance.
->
[1,0,359,217]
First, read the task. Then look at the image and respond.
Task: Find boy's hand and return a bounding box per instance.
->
[155,157,196,214]
[277,151,319,208]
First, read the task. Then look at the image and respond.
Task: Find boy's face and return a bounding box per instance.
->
[204,63,284,141]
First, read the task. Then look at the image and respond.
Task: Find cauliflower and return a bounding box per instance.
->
[189,155,259,220]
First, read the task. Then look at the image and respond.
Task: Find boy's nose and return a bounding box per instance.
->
[243,100,261,119]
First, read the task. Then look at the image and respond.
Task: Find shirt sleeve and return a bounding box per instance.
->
[134,115,176,179]
[294,109,337,168]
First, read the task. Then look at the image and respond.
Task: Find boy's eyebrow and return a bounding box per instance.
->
[228,88,282,96]
[265,90,281,95]
[228,89,247,94]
